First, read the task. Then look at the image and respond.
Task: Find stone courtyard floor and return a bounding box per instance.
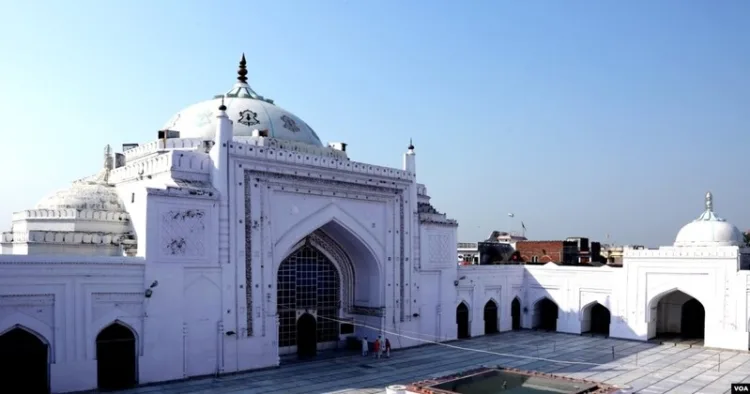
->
[115,331,750,394]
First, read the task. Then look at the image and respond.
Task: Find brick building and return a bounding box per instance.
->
[515,240,579,264]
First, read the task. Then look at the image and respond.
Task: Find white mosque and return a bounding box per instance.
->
[0,55,748,394]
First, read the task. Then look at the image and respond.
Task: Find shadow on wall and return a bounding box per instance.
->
[452,267,711,352]
[0,319,140,394]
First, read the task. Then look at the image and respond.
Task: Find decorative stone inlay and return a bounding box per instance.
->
[244,170,253,336]
[309,230,355,308]
[161,209,206,256]
[238,109,260,126]
[251,172,403,196]
[111,135,416,189]
[229,139,413,181]
[280,115,300,132]
[428,233,453,265]
[399,196,405,322]
[195,110,214,128]
[281,229,356,311]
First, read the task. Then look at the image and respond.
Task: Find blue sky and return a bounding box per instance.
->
[0,0,748,247]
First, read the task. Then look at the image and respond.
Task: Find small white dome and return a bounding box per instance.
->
[36,181,125,212]
[674,192,743,247]
[162,55,323,146]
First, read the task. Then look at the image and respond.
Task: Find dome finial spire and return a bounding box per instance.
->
[705,191,713,212]
[219,96,226,111]
[408,138,414,151]
[237,53,248,84]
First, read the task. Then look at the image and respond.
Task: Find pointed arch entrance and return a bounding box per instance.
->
[581,302,611,336]
[681,298,705,338]
[532,298,558,331]
[456,302,470,339]
[96,322,137,390]
[296,313,317,359]
[277,242,342,357]
[0,326,49,393]
[483,300,499,334]
[511,297,521,330]
[650,289,705,341]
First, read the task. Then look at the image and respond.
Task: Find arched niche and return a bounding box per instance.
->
[532,297,558,331]
[581,301,611,336]
[95,321,138,390]
[483,299,499,335]
[276,211,382,308]
[456,301,471,339]
[647,289,705,341]
[511,297,522,330]
[0,325,50,393]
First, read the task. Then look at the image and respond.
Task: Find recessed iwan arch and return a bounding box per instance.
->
[274,203,383,273]
[0,312,53,359]
[645,287,707,322]
[91,314,142,358]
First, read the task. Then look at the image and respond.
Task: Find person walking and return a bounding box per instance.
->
[385,337,391,358]
[373,336,381,358]
[361,336,368,357]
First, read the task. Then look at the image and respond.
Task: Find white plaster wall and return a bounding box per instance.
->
[413,224,459,344]
[459,265,614,336]
[455,265,524,336]
[0,256,145,393]
[116,184,149,257]
[459,247,750,352]
[137,193,223,385]
[614,248,749,350]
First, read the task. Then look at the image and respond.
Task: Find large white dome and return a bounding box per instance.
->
[674,192,743,247]
[162,55,323,146]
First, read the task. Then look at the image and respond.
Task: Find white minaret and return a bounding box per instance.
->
[402,138,416,174]
[209,98,234,196]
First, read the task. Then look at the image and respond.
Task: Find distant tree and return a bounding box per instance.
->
[744,231,750,247]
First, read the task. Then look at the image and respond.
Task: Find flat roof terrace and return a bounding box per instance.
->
[111,331,750,394]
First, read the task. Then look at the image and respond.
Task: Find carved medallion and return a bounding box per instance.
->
[239,109,260,126]
[160,209,206,257]
[281,115,300,132]
[196,110,214,127]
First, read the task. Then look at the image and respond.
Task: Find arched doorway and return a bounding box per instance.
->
[96,322,137,390]
[532,298,558,331]
[652,290,705,342]
[483,300,499,335]
[277,243,341,356]
[0,327,49,393]
[296,313,317,359]
[456,302,470,339]
[511,298,521,330]
[681,299,705,339]
[582,303,611,336]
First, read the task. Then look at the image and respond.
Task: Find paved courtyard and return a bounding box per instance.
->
[114,331,750,394]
